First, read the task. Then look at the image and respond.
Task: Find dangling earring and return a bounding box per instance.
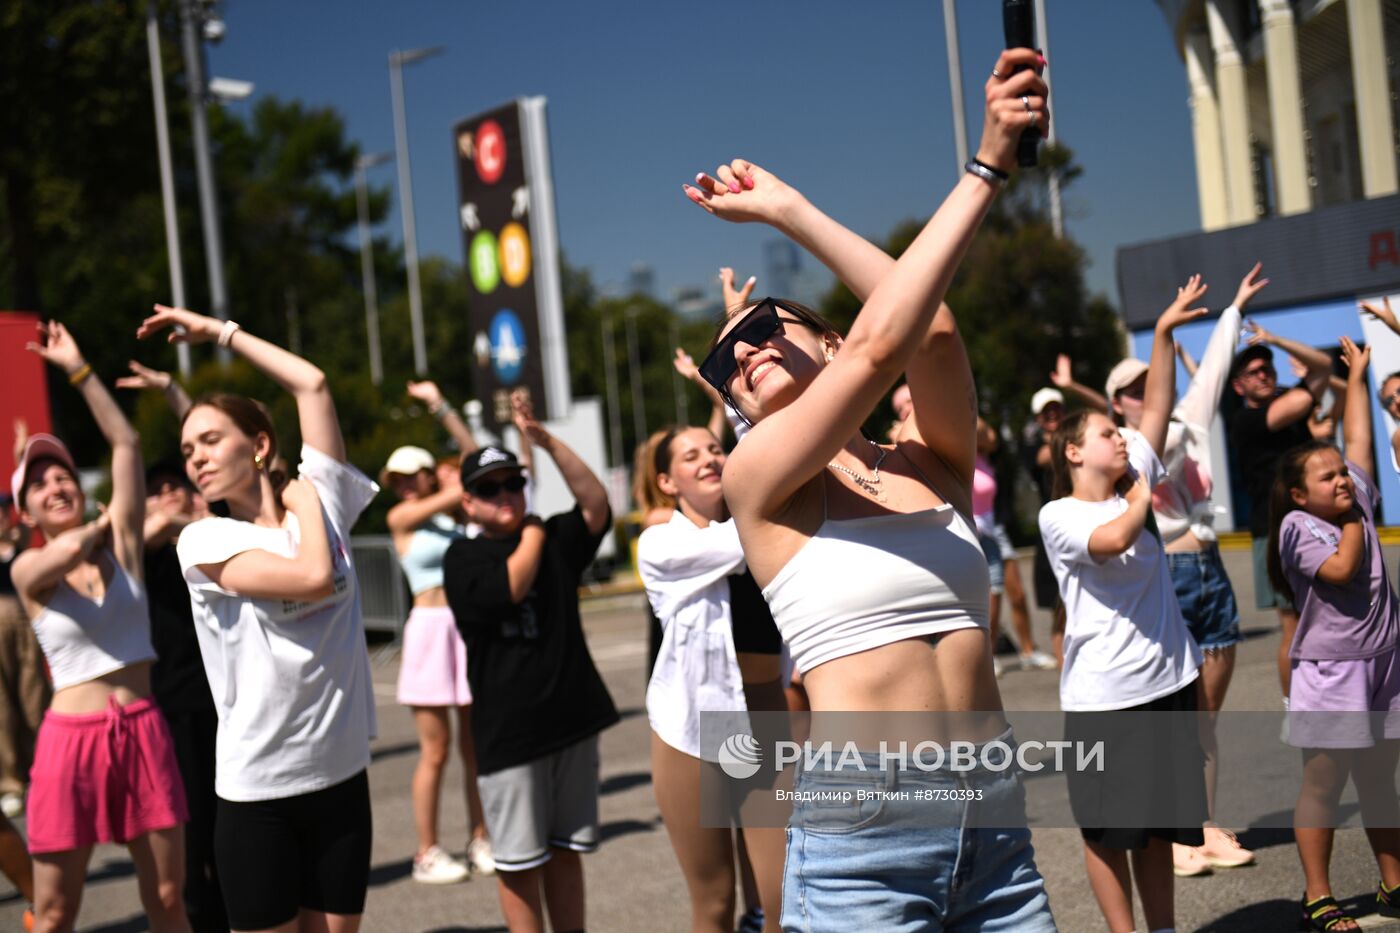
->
[253,454,264,471]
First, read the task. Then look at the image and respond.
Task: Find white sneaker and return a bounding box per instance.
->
[412,845,469,884]
[1018,650,1058,671]
[992,656,1007,678]
[467,836,496,876]
[0,793,23,819]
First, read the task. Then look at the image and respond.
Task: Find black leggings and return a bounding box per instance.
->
[215,770,372,930]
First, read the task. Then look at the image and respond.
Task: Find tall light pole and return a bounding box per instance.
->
[942,0,970,172]
[1032,0,1063,237]
[601,316,624,469]
[388,46,443,377]
[355,152,393,385]
[625,307,646,447]
[145,1,190,377]
[669,315,688,425]
[179,0,232,364]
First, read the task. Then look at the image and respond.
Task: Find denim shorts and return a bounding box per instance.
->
[978,532,1005,595]
[782,739,1055,932]
[1167,544,1242,651]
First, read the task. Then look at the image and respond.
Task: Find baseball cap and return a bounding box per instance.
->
[1105,359,1149,399]
[459,446,522,488]
[10,434,78,504]
[1230,344,1273,380]
[1030,388,1065,416]
[380,446,436,486]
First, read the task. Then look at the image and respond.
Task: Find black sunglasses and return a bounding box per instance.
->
[699,298,824,399]
[471,474,527,498]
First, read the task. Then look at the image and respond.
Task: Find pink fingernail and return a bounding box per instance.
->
[742,177,754,190]
[695,173,706,183]
[728,182,741,194]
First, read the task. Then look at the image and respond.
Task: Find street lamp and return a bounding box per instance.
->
[388,45,444,376]
[355,152,394,385]
[625,307,646,446]
[145,1,190,377]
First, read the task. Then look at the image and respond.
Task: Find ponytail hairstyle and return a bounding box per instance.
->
[632,427,678,514]
[1265,439,1338,604]
[181,393,288,497]
[1048,409,1097,500]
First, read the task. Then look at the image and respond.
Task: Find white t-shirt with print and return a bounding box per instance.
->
[177,445,380,801]
[1038,433,1202,711]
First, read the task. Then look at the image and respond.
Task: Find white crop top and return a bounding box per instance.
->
[762,471,989,674]
[30,551,157,691]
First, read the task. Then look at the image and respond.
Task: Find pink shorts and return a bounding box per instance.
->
[28,697,188,854]
[396,606,473,707]
[1289,647,1400,749]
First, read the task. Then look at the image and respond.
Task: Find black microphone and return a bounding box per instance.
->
[1002,0,1040,168]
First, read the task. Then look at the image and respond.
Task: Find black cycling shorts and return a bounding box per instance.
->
[215,769,372,929]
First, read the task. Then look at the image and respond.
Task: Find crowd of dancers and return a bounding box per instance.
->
[0,44,1398,933]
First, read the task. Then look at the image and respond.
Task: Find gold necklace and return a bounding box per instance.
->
[828,441,889,500]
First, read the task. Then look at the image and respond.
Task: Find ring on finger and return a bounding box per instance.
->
[991,68,1005,79]
[1021,95,1032,113]
[1028,111,1039,129]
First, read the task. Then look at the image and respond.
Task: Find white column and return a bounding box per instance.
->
[1258,0,1312,214]
[1184,29,1230,230]
[1207,0,1257,224]
[1346,0,1399,197]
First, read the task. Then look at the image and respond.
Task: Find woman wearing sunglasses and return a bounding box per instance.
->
[679,48,1055,930]
[137,305,380,933]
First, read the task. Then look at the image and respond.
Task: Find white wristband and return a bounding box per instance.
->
[217,320,241,348]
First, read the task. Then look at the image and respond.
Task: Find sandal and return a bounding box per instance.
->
[1299,894,1358,931]
[1379,880,1400,919]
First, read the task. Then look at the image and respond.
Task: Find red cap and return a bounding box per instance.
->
[10,434,78,504]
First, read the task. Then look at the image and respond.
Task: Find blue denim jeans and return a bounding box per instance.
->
[781,744,1056,932]
[1167,544,1242,651]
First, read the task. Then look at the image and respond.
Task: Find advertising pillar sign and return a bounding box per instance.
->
[453,98,570,429]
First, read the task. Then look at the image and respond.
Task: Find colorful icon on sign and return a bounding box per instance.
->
[499,222,531,288]
[489,310,526,384]
[470,230,500,294]
[476,119,506,185]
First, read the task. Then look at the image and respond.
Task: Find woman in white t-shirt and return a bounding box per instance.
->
[1038,278,1211,933]
[136,305,379,933]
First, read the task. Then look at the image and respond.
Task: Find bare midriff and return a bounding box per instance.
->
[1163,527,1206,554]
[50,661,153,715]
[412,586,450,609]
[799,628,1008,747]
[736,652,783,685]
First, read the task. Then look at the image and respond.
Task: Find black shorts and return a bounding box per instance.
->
[1065,682,1207,850]
[729,571,782,655]
[215,770,373,929]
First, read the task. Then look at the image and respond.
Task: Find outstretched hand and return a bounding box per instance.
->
[115,360,174,392]
[1049,353,1074,389]
[25,321,86,375]
[1339,335,1370,378]
[405,380,445,407]
[510,388,549,446]
[136,304,221,345]
[1156,274,1210,333]
[682,160,799,225]
[1232,262,1269,311]
[720,267,756,312]
[673,348,702,384]
[1360,296,1398,334]
[1242,319,1272,348]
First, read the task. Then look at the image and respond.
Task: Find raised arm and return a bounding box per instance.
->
[673,348,728,440]
[1142,276,1210,456]
[1175,342,1199,379]
[1049,354,1110,413]
[687,49,1047,509]
[27,323,144,568]
[137,305,345,462]
[387,482,463,537]
[719,266,756,314]
[512,390,609,534]
[1361,296,1400,338]
[116,360,192,421]
[1338,335,1374,478]
[407,380,478,455]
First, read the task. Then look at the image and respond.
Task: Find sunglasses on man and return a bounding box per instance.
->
[698,298,826,400]
[470,474,527,499]
[1238,364,1276,381]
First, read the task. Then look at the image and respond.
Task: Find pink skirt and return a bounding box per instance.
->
[28,697,188,854]
[396,606,473,707]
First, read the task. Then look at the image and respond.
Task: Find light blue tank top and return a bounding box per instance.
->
[399,513,466,595]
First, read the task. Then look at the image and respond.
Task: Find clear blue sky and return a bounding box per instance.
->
[208,0,1199,308]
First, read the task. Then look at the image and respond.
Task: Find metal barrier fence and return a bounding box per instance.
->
[351,535,408,639]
